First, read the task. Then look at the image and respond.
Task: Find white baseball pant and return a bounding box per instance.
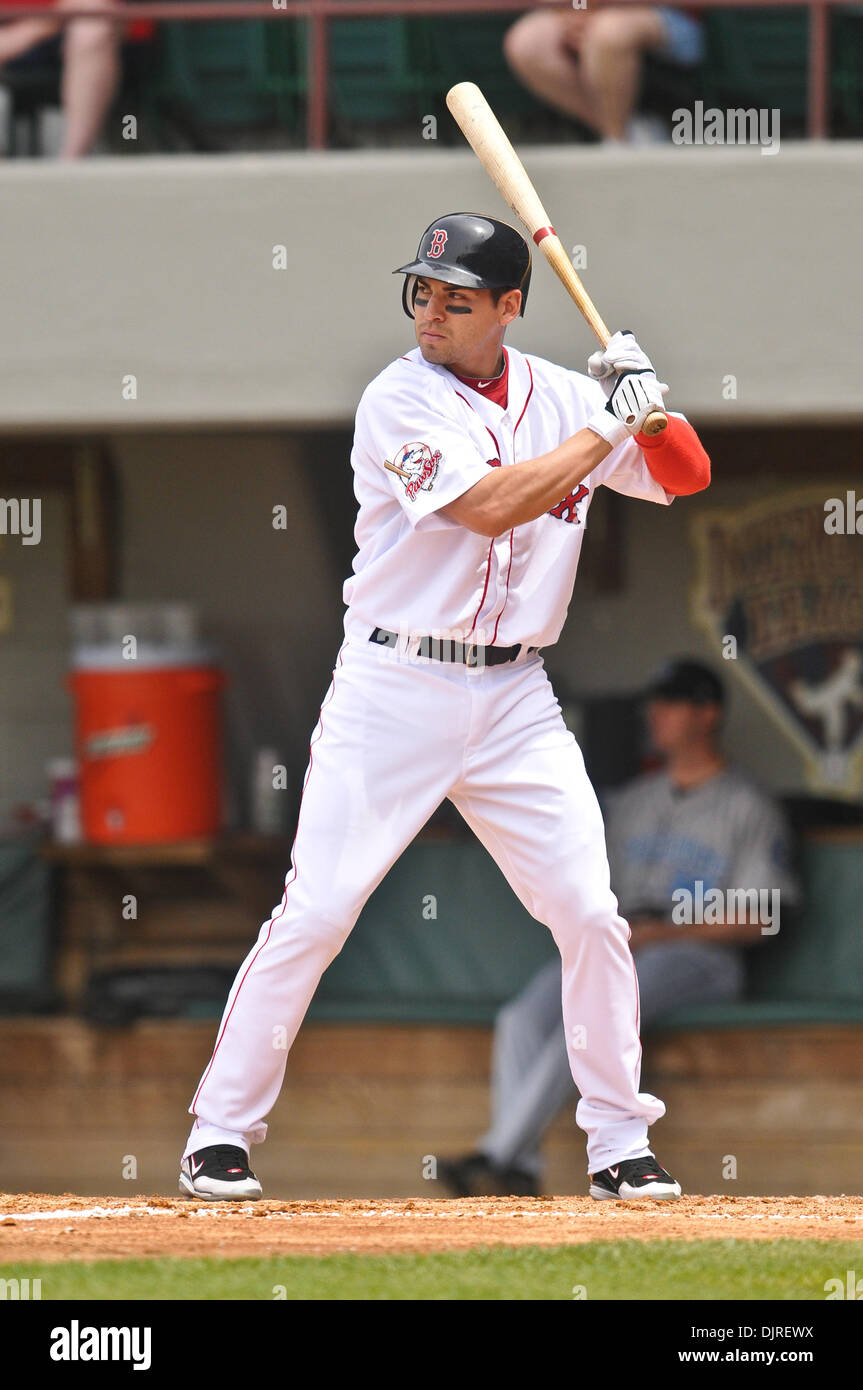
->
[185,615,666,1172]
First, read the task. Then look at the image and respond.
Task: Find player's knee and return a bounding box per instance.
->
[282,913,352,972]
[269,893,355,954]
[547,893,624,943]
[311,908,357,955]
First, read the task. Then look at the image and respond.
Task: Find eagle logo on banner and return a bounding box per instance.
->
[691,486,863,795]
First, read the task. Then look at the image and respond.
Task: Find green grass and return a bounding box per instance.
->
[3,1239,861,1300]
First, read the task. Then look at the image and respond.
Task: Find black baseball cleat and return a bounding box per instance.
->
[179,1144,263,1201]
[589,1154,681,1202]
[437,1152,539,1198]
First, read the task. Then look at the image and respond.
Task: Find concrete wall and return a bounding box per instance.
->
[1,143,861,430]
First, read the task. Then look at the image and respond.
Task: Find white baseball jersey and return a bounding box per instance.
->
[344,345,676,650]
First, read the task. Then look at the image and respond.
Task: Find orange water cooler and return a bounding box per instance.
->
[70,646,225,845]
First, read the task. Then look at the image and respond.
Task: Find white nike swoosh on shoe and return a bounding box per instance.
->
[190,1158,205,1176]
[608,1166,619,1179]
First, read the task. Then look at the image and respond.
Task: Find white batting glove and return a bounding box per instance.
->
[588,330,657,397]
[587,370,669,446]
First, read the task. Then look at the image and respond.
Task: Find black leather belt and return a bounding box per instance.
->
[369,627,537,667]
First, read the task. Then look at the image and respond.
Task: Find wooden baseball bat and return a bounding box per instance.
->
[445,81,667,436]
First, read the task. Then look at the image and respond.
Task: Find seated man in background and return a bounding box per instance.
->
[440,658,797,1197]
[504,4,704,144]
[0,0,122,158]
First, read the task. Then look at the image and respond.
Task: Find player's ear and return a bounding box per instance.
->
[498,288,522,325]
[706,703,724,737]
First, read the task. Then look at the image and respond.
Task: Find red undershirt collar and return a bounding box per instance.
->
[452,348,510,410]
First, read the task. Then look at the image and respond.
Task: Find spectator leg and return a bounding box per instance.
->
[0,18,62,65]
[579,7,667,141]
[503,9,604,133]
[56,0,121,158]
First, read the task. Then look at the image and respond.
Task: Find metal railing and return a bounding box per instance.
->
[0,0,843,146]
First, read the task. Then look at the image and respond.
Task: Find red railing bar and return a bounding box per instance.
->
[808,0,829,139]
[0,0,844,15]
[0,0,537,13]
[308,0,328,149]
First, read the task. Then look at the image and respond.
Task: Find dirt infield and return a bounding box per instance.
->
[0,1194,861,1262]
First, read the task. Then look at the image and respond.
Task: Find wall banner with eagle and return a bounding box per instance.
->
[691,487,863,796]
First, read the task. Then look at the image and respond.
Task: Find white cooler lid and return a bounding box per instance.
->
[71,642,219,671]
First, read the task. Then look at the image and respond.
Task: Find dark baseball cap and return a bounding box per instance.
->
[645,658,725,706]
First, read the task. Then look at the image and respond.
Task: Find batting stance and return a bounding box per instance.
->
[179,213,711,1202]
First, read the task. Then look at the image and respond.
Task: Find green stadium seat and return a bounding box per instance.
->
[422,14,550,136]
[328,17,433,126]
[701,9,809,126]
[640,53,702,122]
[155,18,273,128]
[832,5,863,135]
[260,17,307,128]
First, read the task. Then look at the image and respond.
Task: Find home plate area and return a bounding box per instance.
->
[1,1194,862,1261]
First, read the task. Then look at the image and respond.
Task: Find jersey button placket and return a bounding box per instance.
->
[490,409,514,632]
[484,416,520,644]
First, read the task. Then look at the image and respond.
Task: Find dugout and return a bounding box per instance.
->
[1,145,862,1196]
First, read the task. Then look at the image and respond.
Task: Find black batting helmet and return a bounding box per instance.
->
[394,213,532,319]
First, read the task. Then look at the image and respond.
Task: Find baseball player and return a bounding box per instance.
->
[179,213,711,1203]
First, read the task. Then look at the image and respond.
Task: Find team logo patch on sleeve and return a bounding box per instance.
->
[384,442,441,500]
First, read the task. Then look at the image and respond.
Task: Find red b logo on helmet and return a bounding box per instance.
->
[427,229,448,259]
